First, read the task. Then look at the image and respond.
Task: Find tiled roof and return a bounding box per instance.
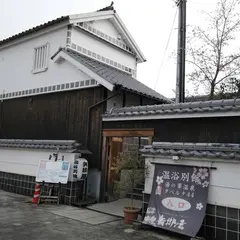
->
[0,4,114,47]
[0,16,69,46]
[64,48,170,102]
[141,142,240,160]
[103,98,240,119]
[0,139,91,154]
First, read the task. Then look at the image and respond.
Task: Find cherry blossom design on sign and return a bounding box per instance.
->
[191,168,209,186]
[146,207,156,214]
[197,168,209,180]
[143,215,157,226]
[202,181,209,188]
[155,176,164,196]
[196,202,203,210]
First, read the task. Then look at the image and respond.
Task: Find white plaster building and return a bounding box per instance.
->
[0,4,169,203]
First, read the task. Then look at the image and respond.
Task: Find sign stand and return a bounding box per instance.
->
[38,181,61,205]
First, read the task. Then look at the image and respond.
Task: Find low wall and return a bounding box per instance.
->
[0,148,85,204]
[0,148,76,177]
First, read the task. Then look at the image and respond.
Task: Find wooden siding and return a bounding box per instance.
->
[0,86,106,169]
[103,117,240,143]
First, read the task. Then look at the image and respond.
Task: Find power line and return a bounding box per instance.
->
[154,7,178,90]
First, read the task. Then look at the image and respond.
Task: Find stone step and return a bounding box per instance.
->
[126,192,143,201]
[133,187,144,195]
[136,183,144,189]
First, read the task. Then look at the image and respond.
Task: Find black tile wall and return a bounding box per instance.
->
[143,193,240,240]
[0,171,84,204]
[0,171,35,197]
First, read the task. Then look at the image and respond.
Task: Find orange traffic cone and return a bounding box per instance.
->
[32,183,40,204]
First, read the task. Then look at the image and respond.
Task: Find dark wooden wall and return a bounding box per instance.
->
[0,86,106,169]
[103,117,240,143]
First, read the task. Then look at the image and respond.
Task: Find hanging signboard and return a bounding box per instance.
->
[143,164,210,237]
[36,160,70,184]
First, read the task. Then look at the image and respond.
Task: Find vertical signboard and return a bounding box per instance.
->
[143,164,210,237]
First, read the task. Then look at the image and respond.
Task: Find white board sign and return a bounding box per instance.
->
[36,160,70,184]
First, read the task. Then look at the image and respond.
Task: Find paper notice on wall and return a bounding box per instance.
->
[36,160,70,184]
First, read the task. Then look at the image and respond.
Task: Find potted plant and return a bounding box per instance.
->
[114,150,146,224]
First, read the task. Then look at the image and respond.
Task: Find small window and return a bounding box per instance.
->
[32,43,49,74]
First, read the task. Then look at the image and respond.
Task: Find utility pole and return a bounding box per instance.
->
[175,0,187,103]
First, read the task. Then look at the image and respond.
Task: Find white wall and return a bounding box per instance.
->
[0,148,101,200]
[144,156,240,209]
[71,28,136,70]
[90,19,125,40]
[0,26,91,94]
[106,90,123,110]
[0,148,75,179]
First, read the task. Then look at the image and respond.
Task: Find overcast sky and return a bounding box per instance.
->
[0,0,219,98]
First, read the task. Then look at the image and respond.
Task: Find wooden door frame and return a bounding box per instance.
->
[107,137,123,186]
[100,128,154,202]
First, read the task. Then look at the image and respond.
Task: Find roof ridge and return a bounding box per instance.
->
[97,2,115,12]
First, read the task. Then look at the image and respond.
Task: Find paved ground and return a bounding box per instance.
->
[0,190,161,240]
[87,198,142,217]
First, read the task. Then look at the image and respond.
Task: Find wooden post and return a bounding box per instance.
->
[100,136,108,202]
[148,137,153,145]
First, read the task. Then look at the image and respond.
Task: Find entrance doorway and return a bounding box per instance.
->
[101,129,154,202]
[108,137,123,201]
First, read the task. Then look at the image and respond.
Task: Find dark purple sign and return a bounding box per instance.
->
[143,164,210,237]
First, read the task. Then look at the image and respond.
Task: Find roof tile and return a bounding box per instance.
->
[104,97,240,119]
[0,139,91,154]
[64,49,170,102]
[141,142,240,160]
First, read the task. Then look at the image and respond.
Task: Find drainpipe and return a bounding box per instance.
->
[0,90,4,137]
[84,88,120,201]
